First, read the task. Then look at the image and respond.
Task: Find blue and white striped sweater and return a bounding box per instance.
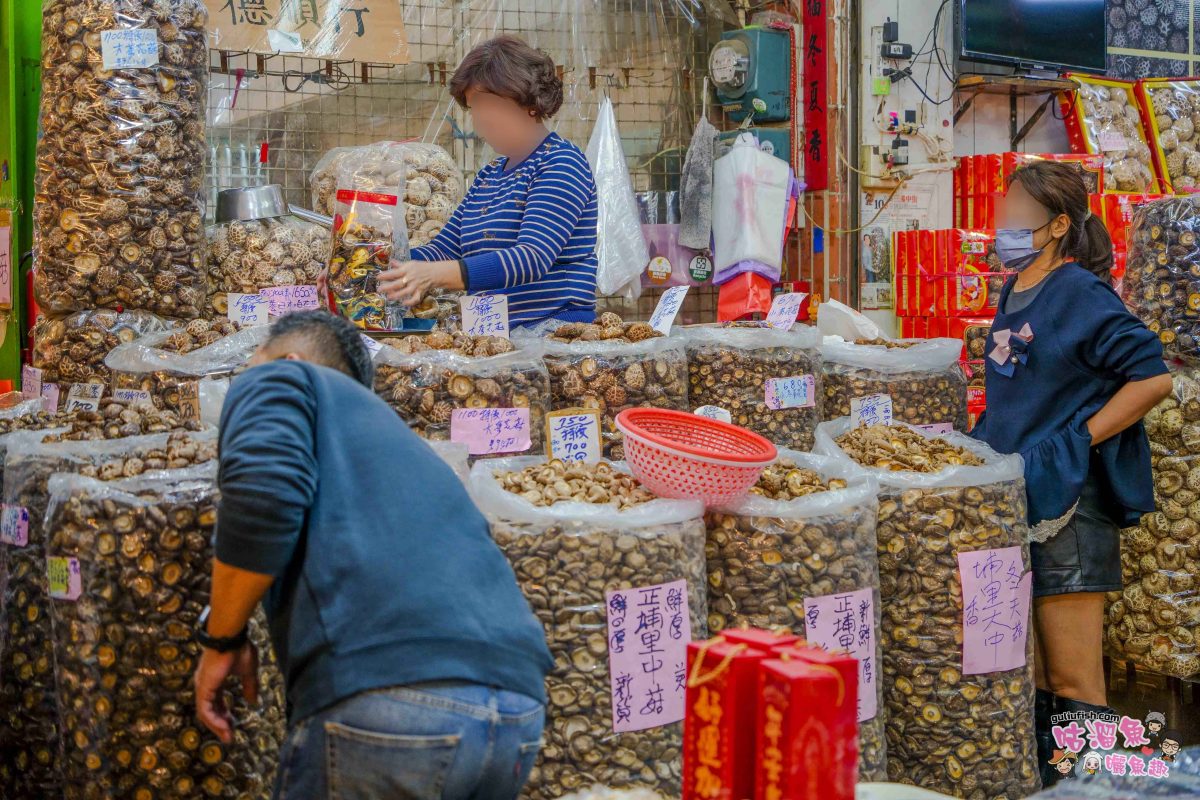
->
[411,132,598,328]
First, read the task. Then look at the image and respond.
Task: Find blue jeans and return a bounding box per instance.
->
[273,682,545,800]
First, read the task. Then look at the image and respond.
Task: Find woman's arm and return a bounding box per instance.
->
[1086,373,1173,445]
[409,200,466,263]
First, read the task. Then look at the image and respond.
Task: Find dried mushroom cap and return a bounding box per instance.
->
[835,424,982,472]
[1074,79,1156,193]
[39,403,200,442]
[550,315,663,345]
[749,459,846,500]
[496,459,655,509]
[206,216,328,307]
[157,318,239,354]
[822,358,967,430]
[32,310,178,386]
[1144,82,1200,191]
[854,338,916,348]
[1124,197,1200,363]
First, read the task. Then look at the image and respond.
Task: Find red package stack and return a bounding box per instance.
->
[756,655,858,800]
[955,153,1106,228]
[934,229,1011,318]
[683,637,772,800]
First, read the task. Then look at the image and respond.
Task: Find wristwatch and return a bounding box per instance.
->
[196,606,249,653]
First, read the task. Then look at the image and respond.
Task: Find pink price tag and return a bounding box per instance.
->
[47,556,83,601]
[605,579,691,732]
[262,285,321,317]
[450,408,531,455]
[41,383,61,413]
[764,375,816,410]
[959,546,1033,675]
[21,365,42,400]
[803,587,878,722]
[0,504,29,546]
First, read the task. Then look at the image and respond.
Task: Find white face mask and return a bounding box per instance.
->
[994,221,1052,273]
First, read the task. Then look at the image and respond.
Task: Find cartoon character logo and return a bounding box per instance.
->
[1141,711,1167,756]
[1049,750,1078,778]
[1081,753,1102,776]
[1160,731,1182,763]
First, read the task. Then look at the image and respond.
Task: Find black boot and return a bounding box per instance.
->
[1036,690,1060,789]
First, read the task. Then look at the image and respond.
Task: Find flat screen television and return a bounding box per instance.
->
[958,0,1107,73]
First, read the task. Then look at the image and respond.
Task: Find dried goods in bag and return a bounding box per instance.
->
[815,420,1038,800]
[206,214,329,316]
[44,465,285,799]
[537,314,688,459]
[705,449,886,781]
[1124,195,1200,363]
[1137,78,1200,194]
[1060,74,1159,193]
[821,337,968,432]
[470,458,708,800]
[35,0,209,317]
[684,323,822,451]
[1106,368,1200,678]
[32,310,178,389]
[372,332,549,458]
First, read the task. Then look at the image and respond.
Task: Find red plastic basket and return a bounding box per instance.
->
[615,408,778,507]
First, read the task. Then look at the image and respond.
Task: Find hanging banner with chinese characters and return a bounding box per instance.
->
[205,0,410,65]
[802,0,829,191]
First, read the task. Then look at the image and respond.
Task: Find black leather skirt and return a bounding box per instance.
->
[1030,470,1123,598]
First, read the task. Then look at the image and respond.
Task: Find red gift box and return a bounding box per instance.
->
[683,638,772,800]
[719,629,802,652]
[913,230,938,317]
[935,229,1011,317]
[892,230,912,318]
[756,657,858,800]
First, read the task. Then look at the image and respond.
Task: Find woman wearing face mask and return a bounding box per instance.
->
[377,36,598,333]
[971,161,1172,788]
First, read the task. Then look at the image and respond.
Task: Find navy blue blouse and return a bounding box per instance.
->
[971,263,1168,527]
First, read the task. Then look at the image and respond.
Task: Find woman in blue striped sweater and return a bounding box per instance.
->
[380,36,599,332]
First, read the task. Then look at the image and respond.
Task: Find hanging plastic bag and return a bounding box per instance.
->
[585,97,647,300]
[678,92,717,250]
[711,132,792,275]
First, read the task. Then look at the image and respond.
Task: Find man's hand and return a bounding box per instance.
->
[195,642,259,744]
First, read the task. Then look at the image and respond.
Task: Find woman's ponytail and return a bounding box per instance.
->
[1076,212,1115,284]
[1008,161,1114,285]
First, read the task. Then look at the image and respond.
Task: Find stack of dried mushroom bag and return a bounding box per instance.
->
[42,462,285,799]
[535,313,688,459]
[705,449,885,781]
[1105,368,1200,679]
[469,457,707,800]
[815,419,1037,800]
[372,331,550,458]
[0,405,205,798]
[683,323,823,451]
[821,337,968,432]
[1123,195,1200,362]
[1061,75,1159,193]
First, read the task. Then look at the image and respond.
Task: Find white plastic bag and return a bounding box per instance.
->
[817,298,887,341]
[711,132,792,272]
[585,97,647,300]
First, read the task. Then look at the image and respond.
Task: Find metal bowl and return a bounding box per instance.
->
[214,185,289,223]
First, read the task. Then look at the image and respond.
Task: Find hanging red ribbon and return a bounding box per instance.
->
[802,0,829,191]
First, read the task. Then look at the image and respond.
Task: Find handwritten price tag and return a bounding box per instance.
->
[461,295,510,339]
[113,388,153,405]
[959,546,1032,674]
[228,293,269,327]
[850,394,892,427]
[917,422,955,435]
[1098,131,1128,152]
[361,334,384,359]
[21,365,42,400]
[100,29,159,70]
[649,286,689,335]
[764,375,816,410]
[177,381,200,421]
[803,587,878,722]
[0,505,29,547]
[65,383,104,413]
[41,383,60,413]
[694,405,732,423]
[48,556,83,601]
[450,408,531,455]
[262,285,321,317]
[765,292,808,331]
[546,409,602,463]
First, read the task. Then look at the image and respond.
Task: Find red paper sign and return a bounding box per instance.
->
[802,0,829,191]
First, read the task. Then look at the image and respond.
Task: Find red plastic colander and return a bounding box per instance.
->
[615,408,777,507]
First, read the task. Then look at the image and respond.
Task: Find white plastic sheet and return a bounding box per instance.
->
[586,97,647,301]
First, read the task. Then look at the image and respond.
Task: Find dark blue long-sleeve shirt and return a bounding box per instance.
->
[971,263,1168,527]
[215,360,552,722]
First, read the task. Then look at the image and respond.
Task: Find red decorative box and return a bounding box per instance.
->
[719,629,802,652]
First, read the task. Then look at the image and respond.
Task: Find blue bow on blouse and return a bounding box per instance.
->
[989,323,1034,377]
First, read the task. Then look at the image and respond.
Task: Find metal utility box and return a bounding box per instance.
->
[709,27,792,124]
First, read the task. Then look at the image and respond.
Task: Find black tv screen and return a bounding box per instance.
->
[959,0,1107,73]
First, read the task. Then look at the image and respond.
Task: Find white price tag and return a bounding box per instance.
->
[64,383,104,413]
[21,365,42,400]
[101,29,159,70]
[546,410,602,463]
[113,388,153,405]
[694,405,732,423]
[649,286,689,335]
[850,394,893,428]
[460,295,510,339]
[267,28,304,53]
[41,383,60,413]
[1097,131,1128,152]
[765,292,808,331]
[764,376,816,409]
[361,334,384,359]
[917,422,955,435]
[228,293,269,327]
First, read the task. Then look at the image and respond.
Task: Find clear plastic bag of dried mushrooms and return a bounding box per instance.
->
[1106,368,1200,679]
[0,429,215,799]
[206,213,329,317]
[32,309,179,391]
[1123,195,1200,363]
[814,419,1038,800]
[1062,75,1159,194]
[372,332,550,458]
[1138,78,1200,194]
[105,324,269,424]
[706,449,886,782]
[469,457,708,800]
[43,464,285,800]
[534,314,689,459]
[684,323,823,451]
[821,337,968,432]
[34,0,209,318]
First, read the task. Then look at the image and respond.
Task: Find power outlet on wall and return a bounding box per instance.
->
[860,144,901,189]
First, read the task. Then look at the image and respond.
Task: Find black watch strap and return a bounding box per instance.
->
[458,259,470,292]
[196,606,249,653]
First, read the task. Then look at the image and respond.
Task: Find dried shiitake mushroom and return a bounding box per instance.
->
[157,318,239,355]
[495,459,655,509]
[207,216,329,316]
[1143,82,1200,192]
[32,310,178,387]
[543,314,687,459]
[1071,77,1157,193]
[34,0,209,318]
[1105,368,1200,678]
[1124,196,1200,363]
[834,424,983,472]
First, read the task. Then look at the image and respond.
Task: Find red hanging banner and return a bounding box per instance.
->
[802,0,829,191]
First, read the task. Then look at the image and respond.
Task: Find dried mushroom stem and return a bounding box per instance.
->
[495,459,655,509]
[834,424,983,472]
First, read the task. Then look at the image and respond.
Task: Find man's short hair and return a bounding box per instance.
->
[265,311,374,387]
[1161,730,1182,745]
